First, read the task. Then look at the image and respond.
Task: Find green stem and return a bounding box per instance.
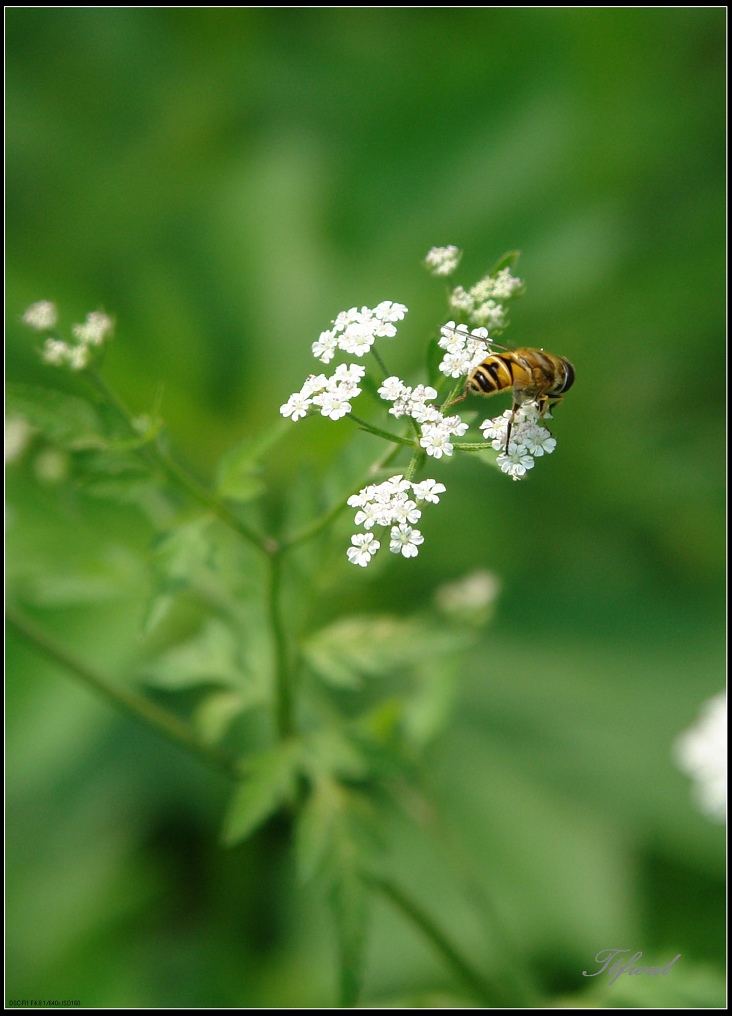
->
[6,607,238,779]
[346,413,416,448]
[268,551,293,739]
[370,346,390,380]
[282,443,403,551]
[451,441,497,452]
[87,369,270,554]
[154,438,271,553]
[370,876,511,1007]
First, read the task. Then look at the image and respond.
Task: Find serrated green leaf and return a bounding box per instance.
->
[222,740,301,847]
[215,420,289,503]
[6,384,104,449]
[193,688,247,745]
[140,619,246,691]
[303,615,471,690]
[152,516,215,582]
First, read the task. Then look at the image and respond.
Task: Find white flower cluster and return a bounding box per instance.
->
[424,245,463,277]
[480,405,557,480]
[23,302,114,372]
[346,474,446,567]
[449,267,523,331]
[438,321,491,379]
[312,301,408,364]
[377,375,468,459]
[22,300,58,331]
[674,691,726,823]
[280,363,365,422]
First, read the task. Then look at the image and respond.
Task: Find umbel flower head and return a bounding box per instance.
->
[279,247,571,566]
[22,302,114,371]
[346,475,445,568]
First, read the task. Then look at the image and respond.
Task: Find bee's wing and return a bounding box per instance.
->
[442,324,514,352]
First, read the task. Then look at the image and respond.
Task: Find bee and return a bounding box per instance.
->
[446,332,575,452]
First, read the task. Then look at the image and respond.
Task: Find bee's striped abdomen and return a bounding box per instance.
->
[467,355,515,396]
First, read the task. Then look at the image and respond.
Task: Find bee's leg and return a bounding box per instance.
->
[443,391,466,410]
[539,395,563,419]
[504,401,520,453]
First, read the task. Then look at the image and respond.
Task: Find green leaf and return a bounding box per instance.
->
[222,740,301,847]
[295,776,342,883]
[193,688,248,745]
[489,249,522,276]
[303,615,470,690]
[6,383,103,449]
[140,619,245,691]
[215,421,289,503]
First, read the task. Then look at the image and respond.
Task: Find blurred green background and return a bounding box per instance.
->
[6,8,725,1008]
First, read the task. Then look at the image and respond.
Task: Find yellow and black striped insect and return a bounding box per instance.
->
[447,333,575,452]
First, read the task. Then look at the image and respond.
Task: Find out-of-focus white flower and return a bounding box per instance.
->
[447,266,523,332]
[435,569,501,625]
[424,245,463,277]
[72,310,114,346]
[34,447,69,484]
[674,692,726,823]
[22,300,58,331]
[42,338,72,366]
[31,303,112,370]
[5,417,34,463]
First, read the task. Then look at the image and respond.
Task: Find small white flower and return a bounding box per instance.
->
[280,392,312,421]
[420,421,454,459]
[439,348,474,378]
[374,300,408,324]
[72,310,114,346]
[472,300,506,331]
[312,386,353,421]
[312,329,339,363]
[522,425,556,456]
[332,362,366,384]
[448,286,475,315]
[353,500,386,529]
[22,300,58,331]
[347,532,381,567]
[424,245,463,277]
[380,474,412,497]
[389,524,424,558]
[674,692,726,823]
[42,338,71,366]
[496,447,536,479]
[67,343,91,371]
[301,373,330,397]
[492,267,524,299]
[390,496,421,526]
[340,321,376,356]
[412,478,446,504]
[378,376,408,402]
